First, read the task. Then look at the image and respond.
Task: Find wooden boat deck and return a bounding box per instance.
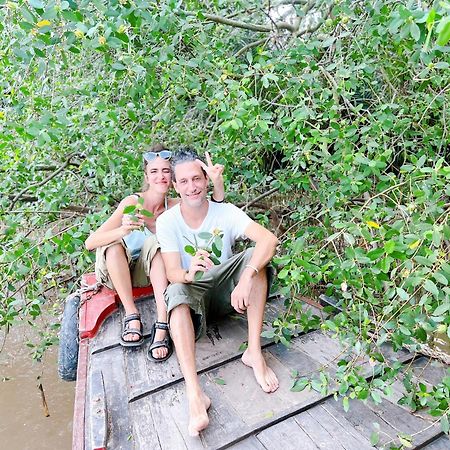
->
[75,288,449,450]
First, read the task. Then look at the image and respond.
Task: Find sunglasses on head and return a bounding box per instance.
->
[143,150,172,161]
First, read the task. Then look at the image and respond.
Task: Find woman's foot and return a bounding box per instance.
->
[120,313,144,347]
[241,349,279,393]
[187,392,211,437]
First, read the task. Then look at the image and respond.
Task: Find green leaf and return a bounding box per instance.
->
[410,22,421,41]
[198,232,213,240]
[384,240,396,254]
[441,414,449,433]
[423,280,439,298]
[370,431,380,446]
[343,396,350,412]
[434,272,449,286]
[123,205,136,214]
[111,62,126,71]
[437,18,450,46]
[433,303,449,316]
[210,255,220,265]
[194,271,204,281]
[238,341,248,352]
[211,242,221,257]
[140,209,153,218]
[370,390,382,404]
[214,377,226,385]
[291,377,309,392]
[184,245,196,256]
[398,433,413,448]
[29,0,44,8]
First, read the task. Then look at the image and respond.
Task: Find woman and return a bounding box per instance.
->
[85,144,224,361]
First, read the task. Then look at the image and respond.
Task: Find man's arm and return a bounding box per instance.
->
[161,250,214,284]
[230,221,278,313]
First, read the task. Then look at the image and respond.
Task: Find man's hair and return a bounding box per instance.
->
[171,147,205,181]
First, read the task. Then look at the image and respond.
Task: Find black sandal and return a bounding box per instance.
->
[120,313,144,347]
[147,321,173,362]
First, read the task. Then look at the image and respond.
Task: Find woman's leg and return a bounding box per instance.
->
[105,244,141,342]
[148,251,169,359]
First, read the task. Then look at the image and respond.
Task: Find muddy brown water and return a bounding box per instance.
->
[0,327,74,450]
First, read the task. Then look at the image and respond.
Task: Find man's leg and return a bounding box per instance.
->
[170,304,211,436]
[241,269,279,393]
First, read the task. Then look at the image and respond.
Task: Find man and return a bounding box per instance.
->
[156,148,279,437]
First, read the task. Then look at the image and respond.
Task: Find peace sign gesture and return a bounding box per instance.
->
[196,151,225,202]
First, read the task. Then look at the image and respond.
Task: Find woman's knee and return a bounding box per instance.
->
[105,243,126,262]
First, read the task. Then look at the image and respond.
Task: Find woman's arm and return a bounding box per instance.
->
[84,196,143,250]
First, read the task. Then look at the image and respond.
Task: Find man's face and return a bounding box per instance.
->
[173,161,209,207]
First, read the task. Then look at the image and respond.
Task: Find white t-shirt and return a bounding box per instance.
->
[156,202,253,270]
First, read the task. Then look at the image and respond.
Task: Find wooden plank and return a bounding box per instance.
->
[256,417,318,450]
[73,338,89,450]
[204,350,317,427]
[422,434,450,449]
[130,376,248,450]
[227,435,268,450]
[410,357,448,386]
[298,404,374,450]
[292,331,348,367]
[128,315,275,401]
[88,347,134,449]
[88,370,107,450]
[322,398,399,447]
[323,393,441,449]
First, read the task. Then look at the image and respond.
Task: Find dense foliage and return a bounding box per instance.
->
[1,0,449,446]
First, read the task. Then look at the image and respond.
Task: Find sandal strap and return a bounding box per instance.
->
[149,338,170,351]
[124,313,141,324]
[154,321,169,331]
[122,328,143,338]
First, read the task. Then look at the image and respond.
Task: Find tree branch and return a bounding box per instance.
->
[243,186,280,210]
[177,8,298,33]
[235,37,271,57]
[9,152,78,208]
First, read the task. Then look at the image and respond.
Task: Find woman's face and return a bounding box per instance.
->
[144,157,172,193]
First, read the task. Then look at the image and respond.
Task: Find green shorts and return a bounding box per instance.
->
[94,235,160,290]
[164,248,273,340]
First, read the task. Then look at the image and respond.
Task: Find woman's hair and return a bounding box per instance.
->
[141,142,170,191]
[171,147,205,181]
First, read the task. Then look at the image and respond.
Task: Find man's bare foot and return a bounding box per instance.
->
[241,349,279,393]
[187,392,211,437]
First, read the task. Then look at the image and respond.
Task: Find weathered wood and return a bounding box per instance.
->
[227,435,268,449]
[128,314,276,401]
[255,417,319,450]
[299,404,374,450]
[421,434,450,449]
[323,390,441,448]
[88,370,108,450]
[88,347,134,449]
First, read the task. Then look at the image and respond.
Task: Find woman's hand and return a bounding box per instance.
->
[120,213,145,236]
[185,249,214,282]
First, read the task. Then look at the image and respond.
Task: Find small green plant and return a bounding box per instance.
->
[184,229,224,280]
[123,197,153,229]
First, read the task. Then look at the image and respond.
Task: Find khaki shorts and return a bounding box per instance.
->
[164,248,274,340]
[95,235,160,290]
